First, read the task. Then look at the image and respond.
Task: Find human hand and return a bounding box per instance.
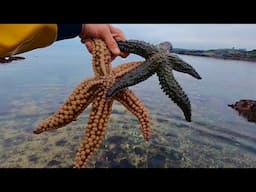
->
[79,24,128,60]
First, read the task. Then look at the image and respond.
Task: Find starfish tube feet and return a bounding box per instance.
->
[114,89,151,141]
[157,65,191,122]
[33,78,103,134]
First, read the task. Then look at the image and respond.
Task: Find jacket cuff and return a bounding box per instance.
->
[56,24,82,41]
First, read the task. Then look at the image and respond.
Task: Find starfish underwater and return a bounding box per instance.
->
[33,39,151,168]
[107,40,202,122]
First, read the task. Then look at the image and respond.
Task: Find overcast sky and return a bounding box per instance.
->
[113,24,256,50]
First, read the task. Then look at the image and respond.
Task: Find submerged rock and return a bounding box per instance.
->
[55,139,67,146]
[148,154,166,168]
[47,160,61,167]
[104,151,119,161]
[28,154,39,163]
[169,149,183,161]
[107,135,126,145]
[134,147,145,155]
[119,159,135,168]
[112,108,124,115]
[156,117,169,123]
[228,99,256,122]
[110,159,135,168]
[4,138,13,146]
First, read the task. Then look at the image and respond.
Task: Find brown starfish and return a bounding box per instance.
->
[33,39,151,168]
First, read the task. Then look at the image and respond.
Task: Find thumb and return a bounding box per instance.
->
[103,32,120,56]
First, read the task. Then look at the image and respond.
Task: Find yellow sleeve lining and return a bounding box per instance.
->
[0,24,57,57]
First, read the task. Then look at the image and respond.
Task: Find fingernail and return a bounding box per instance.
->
[113,48,120,55]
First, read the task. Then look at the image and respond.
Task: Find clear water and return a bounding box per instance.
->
[1,38,256,168]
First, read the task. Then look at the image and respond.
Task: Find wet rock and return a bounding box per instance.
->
[134,147,144,155]
[55,139,67,146]
[228,99,256,123]
[47,160,61,167]
[148,154,166,168]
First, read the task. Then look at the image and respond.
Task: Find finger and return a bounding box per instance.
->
[120,52,129,58]
[103,30,120,56]
[109,25,126,41]
[111,33,129,58]
[85,40,93,54]
[110,27,128,58]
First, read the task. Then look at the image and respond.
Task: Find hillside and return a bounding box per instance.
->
[172,48,256,62]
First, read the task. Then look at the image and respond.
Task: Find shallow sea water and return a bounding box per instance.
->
[0,39,256,168]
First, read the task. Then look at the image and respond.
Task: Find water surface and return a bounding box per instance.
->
[0,39,256,168]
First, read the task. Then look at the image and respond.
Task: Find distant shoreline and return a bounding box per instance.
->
[172,48,256,62]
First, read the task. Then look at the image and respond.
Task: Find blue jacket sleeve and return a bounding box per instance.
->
[56,24,82,41]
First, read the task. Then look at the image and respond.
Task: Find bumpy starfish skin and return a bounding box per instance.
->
[74,90,114,168]
[33,78,103,134]
[34,39,151,168]
[107,54,165,96]
[114,89,151,140]
[107,40,202,122]
[157,64,191,121]
[115,40,157,59]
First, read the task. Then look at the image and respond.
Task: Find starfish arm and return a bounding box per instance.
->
[116,40,157,59]
[107,54,163,97]
[157,41,173,52]
[92,39,112,76]
[74,94,113,168]
[114,89,151,141]
[157,65,192,122]
[112,61,144,79]
[33,77,103,134]
[167,54,202,79]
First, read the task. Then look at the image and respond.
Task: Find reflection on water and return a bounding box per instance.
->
[1,40,256,168]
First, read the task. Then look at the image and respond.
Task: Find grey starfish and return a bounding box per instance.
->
[107,40,202,122]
